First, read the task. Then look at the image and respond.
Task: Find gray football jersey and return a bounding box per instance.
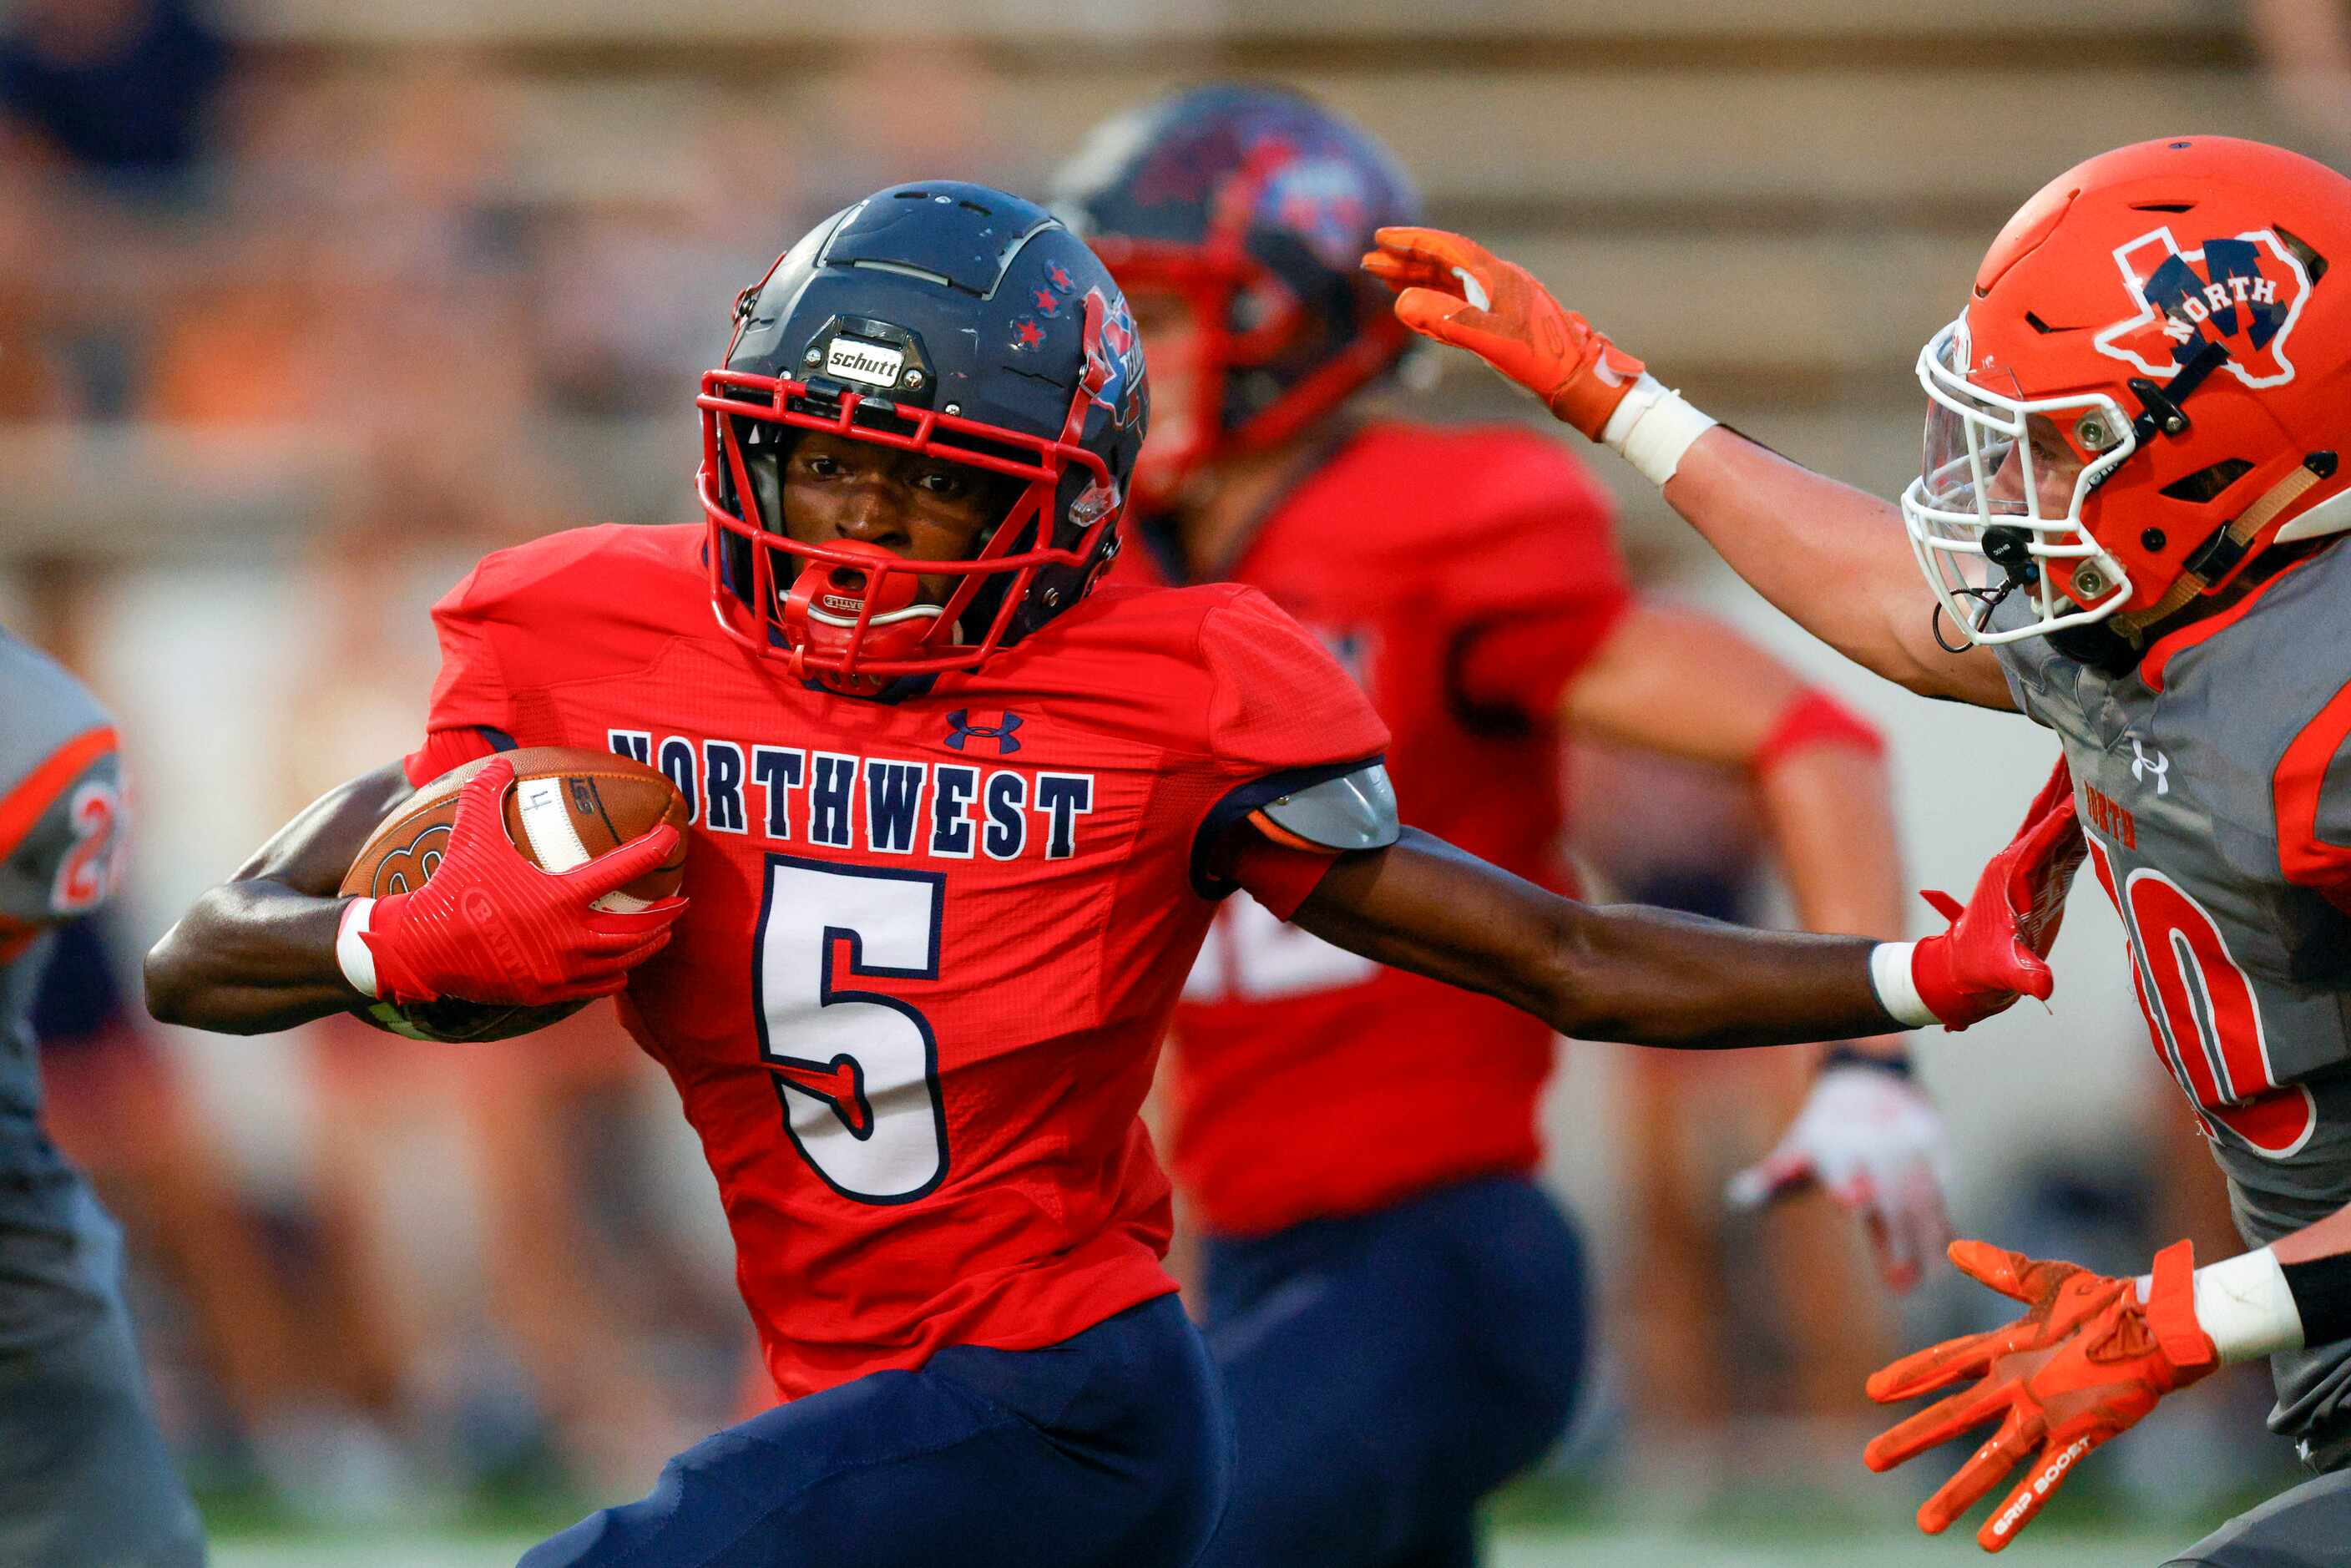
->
[0,627,124,1175]
[1991,539,2351,1468]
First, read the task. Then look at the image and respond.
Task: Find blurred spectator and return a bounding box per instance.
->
[453,1014,746,1489]
[0,160,72,419]
[142,211,331,428]
[1568,737,1898,1459]
[0,0,230,192]
[801,40,1015,210]
[535,94,807,417]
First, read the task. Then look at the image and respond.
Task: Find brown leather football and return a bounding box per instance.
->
[340,746,690,1042]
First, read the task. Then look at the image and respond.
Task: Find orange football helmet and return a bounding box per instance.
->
[1904,136,2351,648]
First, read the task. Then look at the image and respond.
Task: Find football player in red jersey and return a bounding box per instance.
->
[1054,84,1945,1568]
[146,182,2042,1568]
[1373,136,2351,1560]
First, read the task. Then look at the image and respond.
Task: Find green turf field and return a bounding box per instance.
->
[196,1468,2231,1565]
[207,1525,2192,1567]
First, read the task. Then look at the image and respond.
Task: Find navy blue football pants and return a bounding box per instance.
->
[1193,1175,1590,1568]
[519,1292,1231,1568]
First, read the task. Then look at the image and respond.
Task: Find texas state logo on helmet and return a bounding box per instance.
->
[696,182,1147,692]
[1902,135,2351,649]
[1050,83,1421,507]
[1078,286,1147,434]
[2093,226,2310,389]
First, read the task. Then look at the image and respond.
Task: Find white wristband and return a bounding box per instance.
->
[1868,941,1937,1029]
[336,897,380,999]
[1599,372,1719,488]
[2136,1247,2305,1363]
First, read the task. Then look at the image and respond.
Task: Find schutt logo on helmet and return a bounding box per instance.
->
[2093,226,2313,390]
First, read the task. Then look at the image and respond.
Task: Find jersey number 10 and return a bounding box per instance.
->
[2085,835,2317,1159]
[753,857,952,1203]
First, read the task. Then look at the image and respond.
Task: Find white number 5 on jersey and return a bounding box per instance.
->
[754,857,950,1203]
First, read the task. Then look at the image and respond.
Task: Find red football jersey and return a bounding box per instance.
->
[1128,422,1631,1236]
[404,524,1387,1399]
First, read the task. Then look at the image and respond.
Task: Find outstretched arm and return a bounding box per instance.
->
[1362,226,2014,709]
[1282,827,2029,1050]
[1665,430,2013,706]
[1561,604,1952,1284]
[1241,747,2084,1051]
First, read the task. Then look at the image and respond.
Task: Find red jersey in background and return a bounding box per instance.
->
[1127,422,1631,1236]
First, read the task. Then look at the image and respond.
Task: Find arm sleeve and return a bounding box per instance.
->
[1436,438,1635,729]
[1188,588,1392,903]
[1229,833,1340,921]
[404,561,523,787]
[0,731,125,935]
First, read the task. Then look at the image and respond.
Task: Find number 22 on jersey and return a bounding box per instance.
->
[753,857,951,1203]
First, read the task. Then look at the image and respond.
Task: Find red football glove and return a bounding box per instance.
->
[1865,1239,2216,1552]
[1361,226,1646,440]
[1908,757,2083,1029]
[360,757,686,1007]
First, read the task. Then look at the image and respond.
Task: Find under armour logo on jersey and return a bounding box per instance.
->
[2129,736,2170,796]
[944,709,1023,755]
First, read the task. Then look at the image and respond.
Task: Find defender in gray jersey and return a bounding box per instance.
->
[1373,135,2351,1562]
[0,626,205,1566]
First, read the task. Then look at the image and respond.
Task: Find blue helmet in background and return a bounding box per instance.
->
[699,181,1146,689]
[1052,83,1419,509]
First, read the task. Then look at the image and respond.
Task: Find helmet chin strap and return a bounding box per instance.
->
[2098,335,2329,645]
[2111,451,2339,640]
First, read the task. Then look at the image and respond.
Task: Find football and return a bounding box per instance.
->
[339,746,690,1042]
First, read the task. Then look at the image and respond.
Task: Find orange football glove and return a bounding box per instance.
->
[1864,1239,2216,1552]
[1360,226,1645,440]
[1908,756,2082,1029]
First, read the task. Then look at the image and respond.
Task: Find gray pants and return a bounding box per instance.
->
[2164,1465,2351,1567]
[0,1174,205,1567]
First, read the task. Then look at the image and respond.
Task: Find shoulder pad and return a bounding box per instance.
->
[1258,762,1398,852]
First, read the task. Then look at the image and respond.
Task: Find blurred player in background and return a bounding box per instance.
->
[143,182,2042,1566]
[0,624,206,1565]
[1054,83,1942,1567]
[1372,134,2351,1561]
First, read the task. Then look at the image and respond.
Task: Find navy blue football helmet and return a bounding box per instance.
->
[1051,83,1420,508]
[698,181,1147,687]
